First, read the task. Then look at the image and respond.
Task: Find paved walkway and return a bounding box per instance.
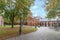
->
[6,27,60,40]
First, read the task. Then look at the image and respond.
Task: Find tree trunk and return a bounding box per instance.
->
[19,13,23,34]
[12,13,14,28]
[11,17,14,28]
[10,13,14,28]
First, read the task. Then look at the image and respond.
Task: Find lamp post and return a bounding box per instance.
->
[56,16,59,27]
[57,18,59,27]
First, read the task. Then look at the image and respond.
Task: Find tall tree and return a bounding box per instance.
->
[4,0,34,28]
[46,0,60,19]
[0,0,34,31]
[15,0,34,34]
[4,0,17,28]
[46,0,60,27]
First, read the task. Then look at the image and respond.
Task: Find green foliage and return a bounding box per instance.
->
[46,0,60,19]
[4,0,34,22]
[46,9,56,18]
[0,0,34,28]
[0,0,6,10]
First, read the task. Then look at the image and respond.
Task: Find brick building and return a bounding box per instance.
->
[39,18,60,27]
[0,16,4,26]
[27,13,40,26]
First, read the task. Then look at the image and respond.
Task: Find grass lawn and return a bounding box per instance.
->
[0,25,36,40]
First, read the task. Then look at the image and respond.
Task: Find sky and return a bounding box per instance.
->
[30,0,47,18]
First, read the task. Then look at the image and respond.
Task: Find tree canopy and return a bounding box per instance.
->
[46,0,60,19]
[0,0,34,28]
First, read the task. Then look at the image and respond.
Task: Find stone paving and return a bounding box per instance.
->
[6,27,60,40]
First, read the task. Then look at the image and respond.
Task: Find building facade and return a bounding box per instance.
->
[39,18,60,27]
[0,16,4,26]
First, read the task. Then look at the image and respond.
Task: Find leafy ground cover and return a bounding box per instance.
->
[0,25,36,40]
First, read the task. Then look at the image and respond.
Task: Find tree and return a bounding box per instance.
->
[0,0,34,34]
[4,0,18,28]
[46,0,60,19]
[15,0,34,34]
[3,0,34,29]
[46,0,60,27]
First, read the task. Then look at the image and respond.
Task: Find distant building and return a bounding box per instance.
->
[39,17,60,27]
[27,14,40,26]
[0,16,4,26]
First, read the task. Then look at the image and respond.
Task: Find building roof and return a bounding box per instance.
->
[40,17,60,22]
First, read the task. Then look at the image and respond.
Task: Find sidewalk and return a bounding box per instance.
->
[6,27,60,40]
